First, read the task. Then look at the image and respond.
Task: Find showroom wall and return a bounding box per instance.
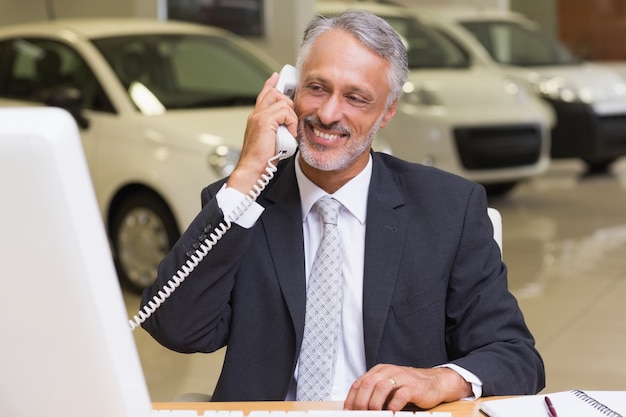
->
[0,0,149,24]
[511,0,558,37]
[0,0,565,64]
[0,0,312,66]
[557,0,626,60]
[392,0,509,9]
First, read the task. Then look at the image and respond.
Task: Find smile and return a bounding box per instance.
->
[313,127,342,141]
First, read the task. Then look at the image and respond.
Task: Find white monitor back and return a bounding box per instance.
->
[0,107,152,417]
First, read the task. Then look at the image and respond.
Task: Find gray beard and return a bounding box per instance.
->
[297,114,383,172]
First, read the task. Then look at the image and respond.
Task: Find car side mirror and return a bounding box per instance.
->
[41,86,90,130]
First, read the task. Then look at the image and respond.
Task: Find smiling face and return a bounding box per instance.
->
[294,29,397,191]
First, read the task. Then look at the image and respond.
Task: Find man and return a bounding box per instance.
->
[141,10,544,411]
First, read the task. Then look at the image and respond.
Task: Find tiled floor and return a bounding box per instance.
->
[124,158,626,401]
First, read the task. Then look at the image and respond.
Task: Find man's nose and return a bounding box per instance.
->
[317,95,343,126]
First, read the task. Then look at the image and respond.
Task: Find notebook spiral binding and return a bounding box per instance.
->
[573,390,625,417]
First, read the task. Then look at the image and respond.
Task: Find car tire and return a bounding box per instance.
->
[583,158,615,174]
[109,191,180,294]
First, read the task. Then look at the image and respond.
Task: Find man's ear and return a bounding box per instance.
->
[379,100,398,128]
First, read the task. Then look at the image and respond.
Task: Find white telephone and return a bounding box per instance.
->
[129,65,299,330]
[274,64,298,158]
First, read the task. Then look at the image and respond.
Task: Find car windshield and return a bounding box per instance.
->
[92,34,273,111]
[385,15,470,69]
[460,20,579,66]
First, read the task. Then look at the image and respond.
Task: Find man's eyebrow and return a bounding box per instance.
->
[303,75,377,101]
[302,75,327,85]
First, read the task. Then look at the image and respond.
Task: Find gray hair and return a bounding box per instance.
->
[296,9,409,108]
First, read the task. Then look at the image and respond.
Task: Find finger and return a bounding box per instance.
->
[255,72,282,107]
[344,365,392,410]
[343,378,361,410]
[345,375,377,410]
[255,93,296,135]
[367,376,398,410]
[247,84,296,130]
[344,372,396,410]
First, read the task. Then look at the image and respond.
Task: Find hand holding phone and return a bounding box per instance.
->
[130,65,300,329]
[274,65,298,159]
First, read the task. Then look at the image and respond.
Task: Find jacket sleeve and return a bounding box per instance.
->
[140,182,253,354]
[445,185,545,395]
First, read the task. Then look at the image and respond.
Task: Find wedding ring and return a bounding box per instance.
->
[388,377,397,390]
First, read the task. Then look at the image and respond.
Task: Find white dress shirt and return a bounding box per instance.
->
[292,154,371,400]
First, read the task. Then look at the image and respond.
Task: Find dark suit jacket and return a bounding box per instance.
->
[142,152,544,401]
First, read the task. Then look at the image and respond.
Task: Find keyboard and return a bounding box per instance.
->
[152,410,452,416]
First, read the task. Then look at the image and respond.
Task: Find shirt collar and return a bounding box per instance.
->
[295,152,372,225]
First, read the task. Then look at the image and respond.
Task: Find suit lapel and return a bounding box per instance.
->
[362,155,409,367]
[259,158,307,342]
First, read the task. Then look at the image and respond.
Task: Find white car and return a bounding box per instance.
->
[417,7,626,172]
[316,1,553,195]
[0,18,278,292]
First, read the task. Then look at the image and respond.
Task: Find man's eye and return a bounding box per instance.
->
[347,95,367,104]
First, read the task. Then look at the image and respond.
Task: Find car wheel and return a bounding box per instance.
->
[110,191,180,293]
[583,158,615,174]
[483,181,518,197]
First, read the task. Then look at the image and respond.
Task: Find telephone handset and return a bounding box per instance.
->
[128,65,298,330]
[274,64,298,159]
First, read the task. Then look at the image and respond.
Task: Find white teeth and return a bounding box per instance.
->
[313,127,340,140]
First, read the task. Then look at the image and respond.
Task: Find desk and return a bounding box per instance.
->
[153,399,494,416]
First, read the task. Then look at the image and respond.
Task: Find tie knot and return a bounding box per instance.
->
[315,197,341,226]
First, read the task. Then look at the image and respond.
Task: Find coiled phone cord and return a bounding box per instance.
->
[128,153,283,330]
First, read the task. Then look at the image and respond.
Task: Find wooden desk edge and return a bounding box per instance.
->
[152,397,510,416]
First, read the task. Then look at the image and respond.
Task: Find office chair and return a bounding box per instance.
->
[488,207,503,257]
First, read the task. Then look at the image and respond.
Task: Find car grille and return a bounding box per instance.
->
[546,99,626,159]
[598,113,626,148]
[453,124,542,170]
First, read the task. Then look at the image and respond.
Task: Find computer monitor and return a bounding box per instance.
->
[0,107,152,417]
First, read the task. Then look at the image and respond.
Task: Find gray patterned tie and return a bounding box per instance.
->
[296,197,343,401]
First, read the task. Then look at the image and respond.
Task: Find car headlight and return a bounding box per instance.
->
[401,81,441,106]
[208,145,240,177]
[503,78,529,103]
[530,73,589,103]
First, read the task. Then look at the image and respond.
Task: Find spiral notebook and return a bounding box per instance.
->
[480,390,626,417]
